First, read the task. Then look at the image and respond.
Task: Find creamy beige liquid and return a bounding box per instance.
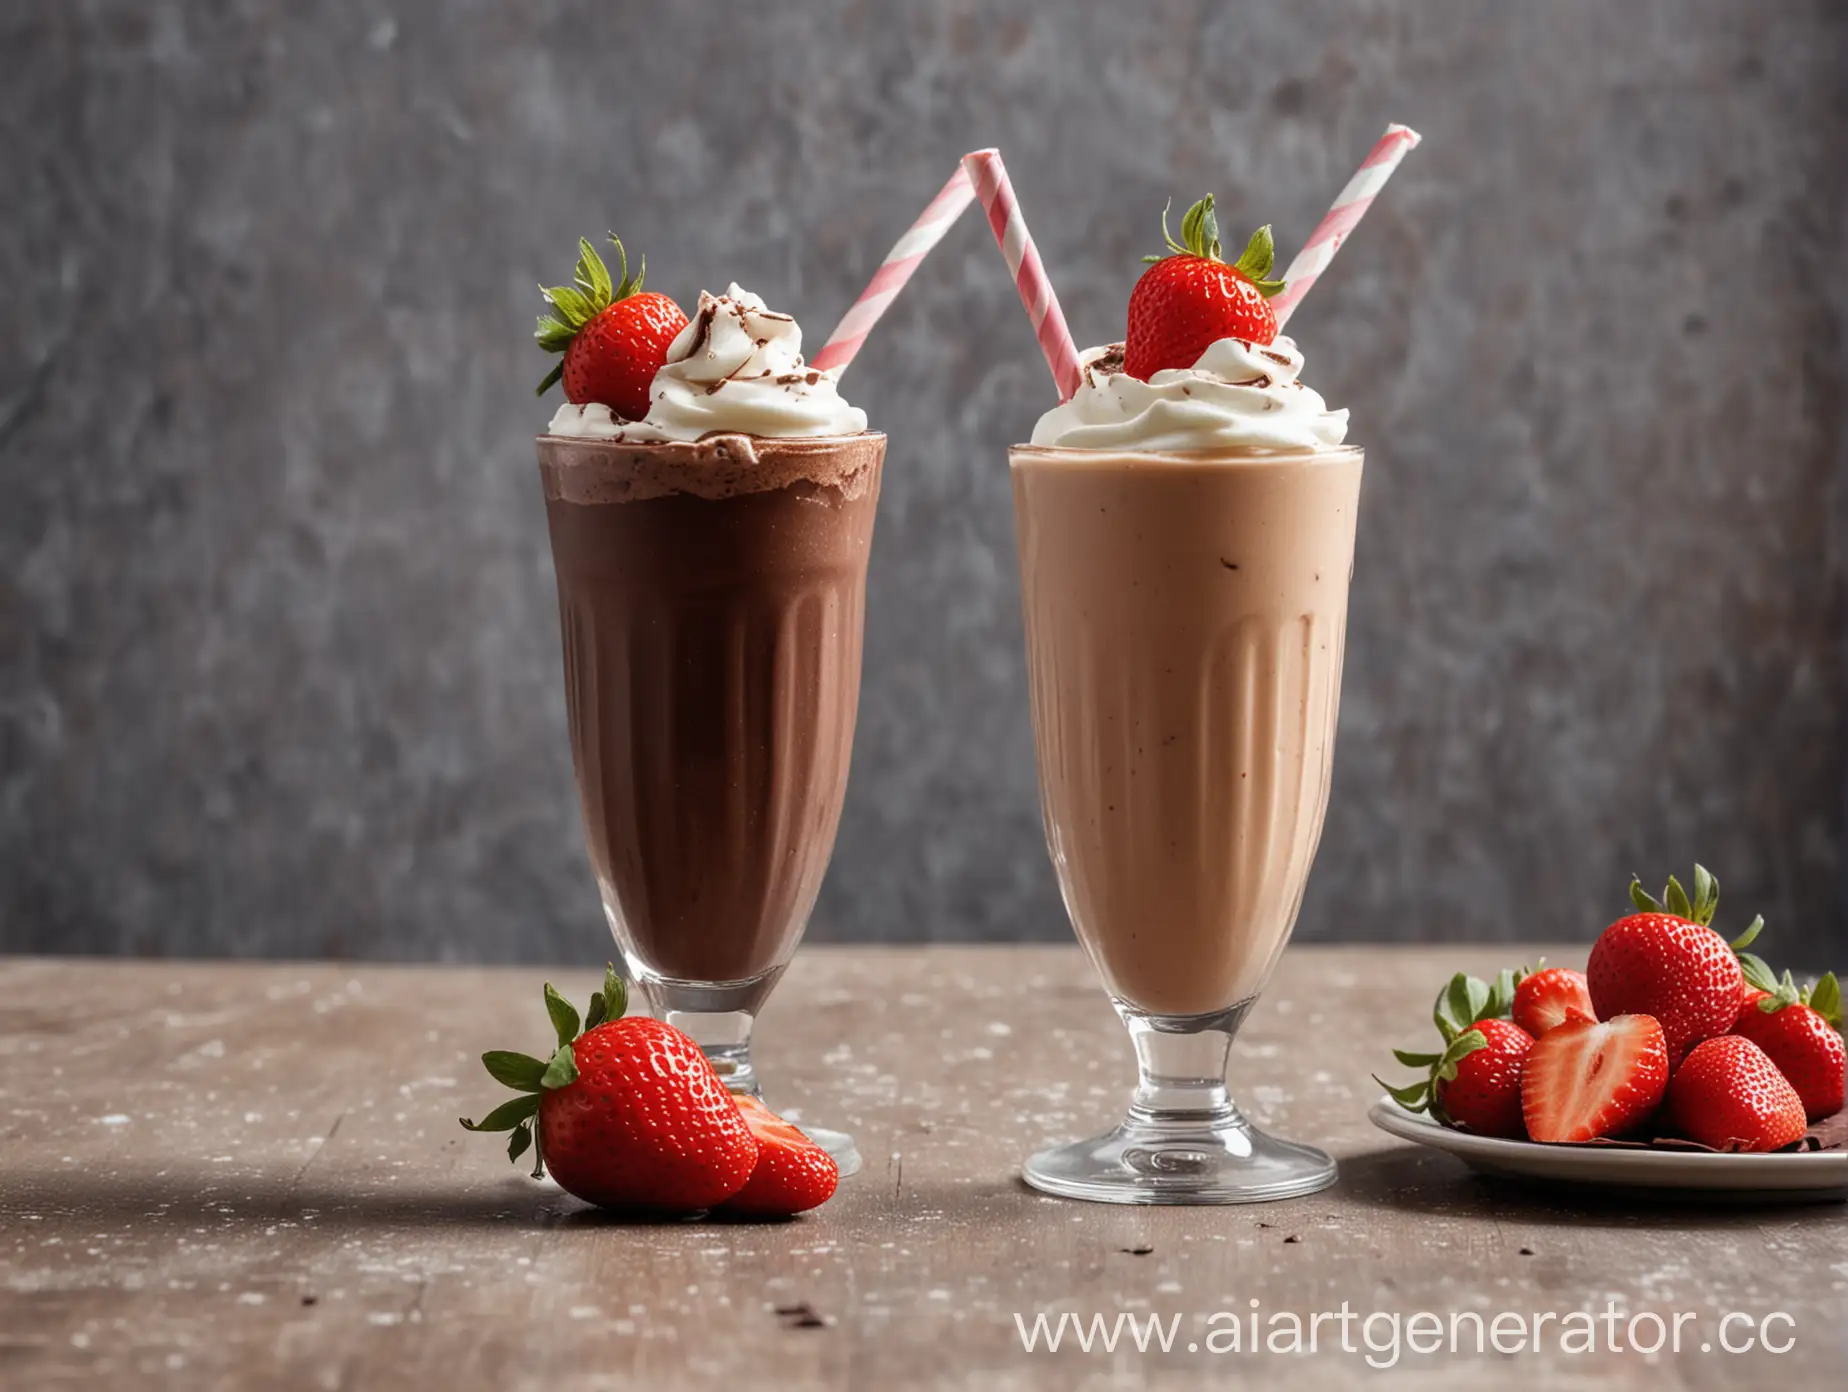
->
[1010,446,1363,1018]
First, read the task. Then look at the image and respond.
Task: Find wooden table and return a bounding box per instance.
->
[1,948,1842,1390]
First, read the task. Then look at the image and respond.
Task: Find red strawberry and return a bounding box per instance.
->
[1731,974,1844,1122]
[536,234,688,419]
[1123,195,1284,380]
[461,967,758,1212]
[717,1096,840,1217]
[1520,1014,1670,1143]
[1512,966,1596,1037]
[1376,970,1533,1138]
[1665,1035,1808,1152]
[1586,866,1750,1065]
[1432,1018,1534,1138]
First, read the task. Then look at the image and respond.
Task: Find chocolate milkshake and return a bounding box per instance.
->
[1012,444,1361,1018]
[539,433,883,987]
[535,280,880,1174]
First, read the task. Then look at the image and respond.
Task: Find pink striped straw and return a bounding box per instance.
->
[1271,123,1423,330]
[960,147,1085,401]
[811,168,978,377]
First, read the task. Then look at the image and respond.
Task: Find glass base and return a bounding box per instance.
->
[1021,997,1337,1205]
[1022,1109,1336,1205]
[798,1124,862,1179]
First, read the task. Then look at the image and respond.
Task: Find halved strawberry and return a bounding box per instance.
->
[718,1096,840,1217]
[1512,966,1596,1038]
[1666,1035,1807,1152]
[1520,1013,1670,1143]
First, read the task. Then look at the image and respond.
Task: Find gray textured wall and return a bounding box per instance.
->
[3,1,1845,969]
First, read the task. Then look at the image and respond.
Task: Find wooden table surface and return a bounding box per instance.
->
[1,947,1842,1391]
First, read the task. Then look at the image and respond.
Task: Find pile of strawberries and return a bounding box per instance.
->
[460,967,838,1217]
[1380,866,1844,1152]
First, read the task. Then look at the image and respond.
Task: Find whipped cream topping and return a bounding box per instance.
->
[1029,336,1348,453]
[546,284,866,442]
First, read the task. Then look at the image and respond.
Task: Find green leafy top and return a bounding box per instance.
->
[1374,968,1527,1126]
[534,235,647,398]
[459,964,628,1176]
[1753,969,1841,1028]
[1142,195,1286,298]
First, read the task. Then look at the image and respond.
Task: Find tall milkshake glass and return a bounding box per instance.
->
[537,430,882,1175]
[1011,442,1362,1203]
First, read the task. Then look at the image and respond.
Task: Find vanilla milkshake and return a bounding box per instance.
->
[1015,339,1357,1019]
[1014,324,1357,1204]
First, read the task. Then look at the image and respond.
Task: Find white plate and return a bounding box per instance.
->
[1368,1097,1848,1198]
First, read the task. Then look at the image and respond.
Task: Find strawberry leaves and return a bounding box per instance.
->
[1809,972,1843,1029]
[481,1050,547,1092]
[541,1045,579,1090]
[1630,863,1781,986]
[461,965,629,1178]
[584,963,626,1032]
[1230,225,1286,298]
[575,235,612,306]
[1145,196,1222,264]
[1628,864,1720,927]
[1754,969,1843,1028]
[462,1094,540,1133]
[1729,914,1778,993]
[544,983,580,1048]
[535,233,649,397]
[1433,968,1521,1044]
[1141,196,1284,295]
[1376,1031,1487,1120]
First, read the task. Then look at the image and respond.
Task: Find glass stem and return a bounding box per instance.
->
[1121,1000,1254,1126]
[667,1009,759,1096]
[636,969,783,1100]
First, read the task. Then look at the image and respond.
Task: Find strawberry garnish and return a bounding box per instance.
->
[1512,965,1596,1038]
[1123,195,1285,380]
[535,235,689,418]
[1665,1034,1808,1152]
[1731,973,1844,1122]
[1520,1013,1670,1143]
[460,966,759,1212]
[1586,865,1756,1065]
[1376,970,1533,1138]
[718,1096,841,1218]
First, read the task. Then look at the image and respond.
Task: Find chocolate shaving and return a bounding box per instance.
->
[775,1301,827,1329]
[683,300,719,360]
[1082,343,1127,387]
